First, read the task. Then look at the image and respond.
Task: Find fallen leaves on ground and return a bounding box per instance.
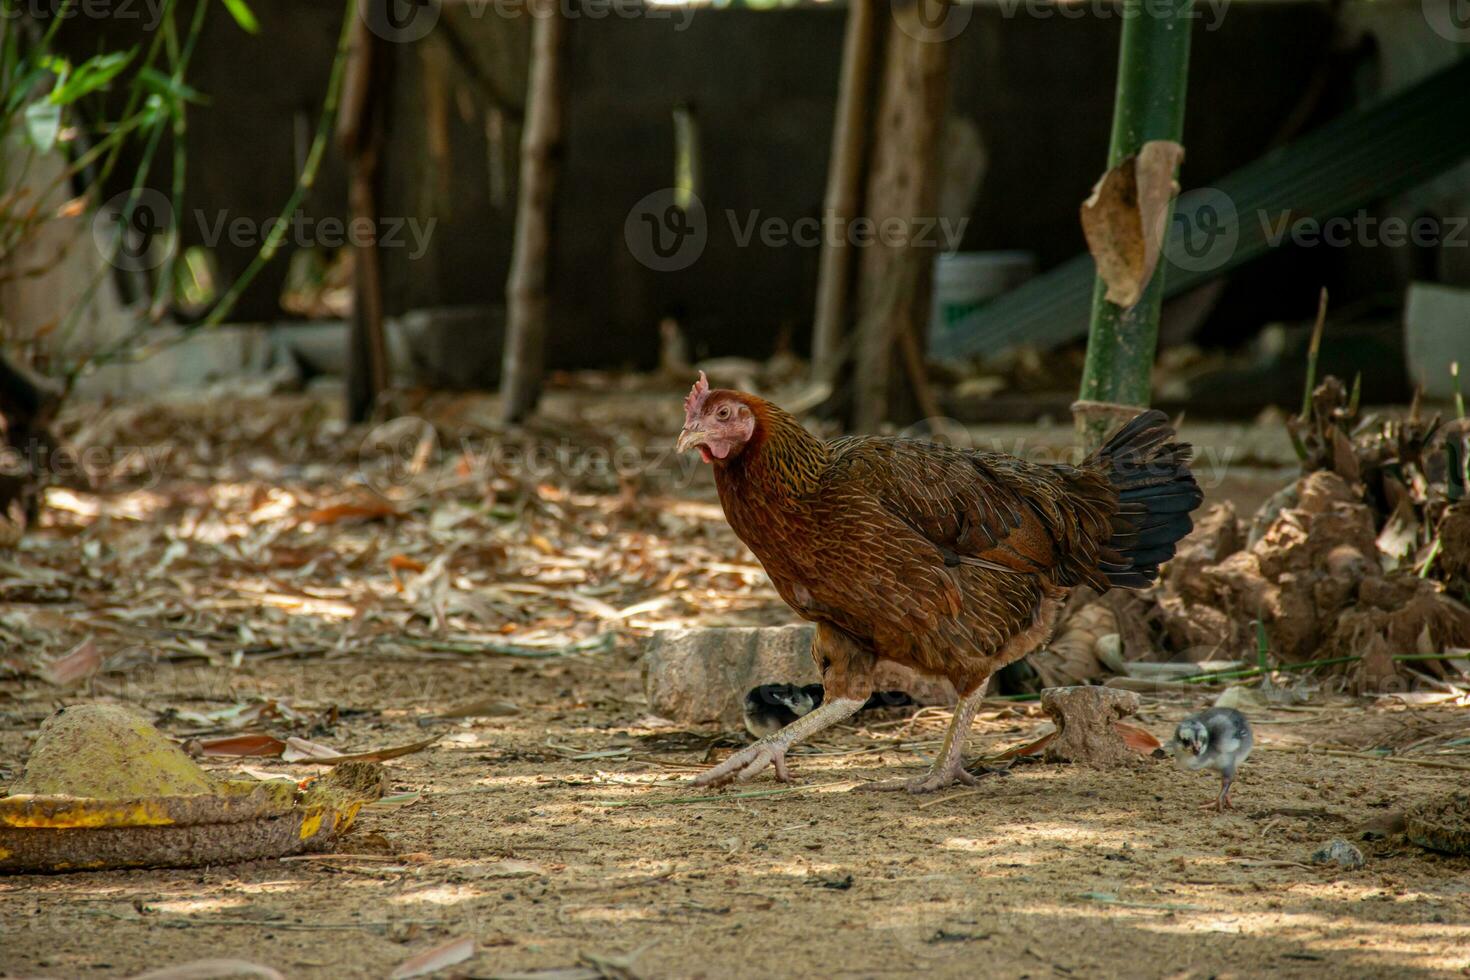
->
[388,936,475,979]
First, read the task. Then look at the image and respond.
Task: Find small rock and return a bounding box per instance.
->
[642,625,956,727]
[1213,684,1268,710]
[13,704,215,799]
[1039,685,1143,768]
[1310,838,1365,869]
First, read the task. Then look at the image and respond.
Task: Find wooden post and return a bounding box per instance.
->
[811,0,879,384]
[500,5,567,425]
[1077,0,1194,444]
[341,8,393,423]
[852,0,953,431]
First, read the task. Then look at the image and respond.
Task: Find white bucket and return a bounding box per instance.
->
[1404,282,1470,400]
[929,251,1037,348]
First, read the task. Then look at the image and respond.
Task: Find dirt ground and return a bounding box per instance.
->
[2,390,1468,979]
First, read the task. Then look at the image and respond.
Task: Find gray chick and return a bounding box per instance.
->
[743,684,824,739]
[1167,707,1253,811]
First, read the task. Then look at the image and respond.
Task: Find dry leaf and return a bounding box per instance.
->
[1376,497,1419,573]
[1080,140,1185,308]
[390,554,427,572]
[472,858,547,878]
[304,501,397,526]
[1113,721,1163,755]
[388,936,475,980]
[995,728,1056,760]
[41,637,101,686]
[192,733,288,758]
[1330,427,1362,485]
[281,736,345,762]
[424,697,520,722]
[389,553,429,593]
[283,734,442,765]
[127,959,286,980]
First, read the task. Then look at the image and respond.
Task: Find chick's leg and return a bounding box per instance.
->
[1214,770,1237,811]
[867,685,989,793]
[692,697,866,788]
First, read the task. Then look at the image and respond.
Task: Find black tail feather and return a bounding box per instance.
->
[1089,409,1203,591]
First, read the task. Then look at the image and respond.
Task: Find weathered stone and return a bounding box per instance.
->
[642,625,956,728]
[1040,685,1143,768]
[1309,838,1365,870]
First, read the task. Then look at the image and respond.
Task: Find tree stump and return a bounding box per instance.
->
[1040,685,1144,768]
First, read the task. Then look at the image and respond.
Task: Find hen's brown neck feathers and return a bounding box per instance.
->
[720,396,829,497]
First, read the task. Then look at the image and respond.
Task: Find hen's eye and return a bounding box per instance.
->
[716,406,731,420]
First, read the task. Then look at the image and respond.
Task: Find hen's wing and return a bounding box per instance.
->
[788,437,1123,655]
[824,437,1119,589]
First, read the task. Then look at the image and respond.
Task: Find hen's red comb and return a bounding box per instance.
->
[684,371,710,417]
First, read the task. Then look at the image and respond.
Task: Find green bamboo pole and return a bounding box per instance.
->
[1077,0,1195,445]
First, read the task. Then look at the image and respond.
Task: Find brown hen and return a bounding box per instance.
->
[677,372,1202,792]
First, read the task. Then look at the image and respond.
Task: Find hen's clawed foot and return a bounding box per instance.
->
[864,759,1002,795]
[691,740,792,788]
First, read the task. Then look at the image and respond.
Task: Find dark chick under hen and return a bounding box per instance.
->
[677,372,1204,793]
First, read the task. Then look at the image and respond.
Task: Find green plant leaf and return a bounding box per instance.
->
[50,49,135,105]
[219,0,260,33]
[23,100,61,152]
[137,67,208,116]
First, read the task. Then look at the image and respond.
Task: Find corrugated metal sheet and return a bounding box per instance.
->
[931,55,1470,360]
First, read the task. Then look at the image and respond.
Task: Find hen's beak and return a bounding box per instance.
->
[676,427,706,453]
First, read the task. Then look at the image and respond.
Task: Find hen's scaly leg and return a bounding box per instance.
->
[866,685,989,793]
[691,696,866,788]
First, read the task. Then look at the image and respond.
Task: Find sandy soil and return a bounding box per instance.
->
[1,394,1468,979]
[3,656,1469,979]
